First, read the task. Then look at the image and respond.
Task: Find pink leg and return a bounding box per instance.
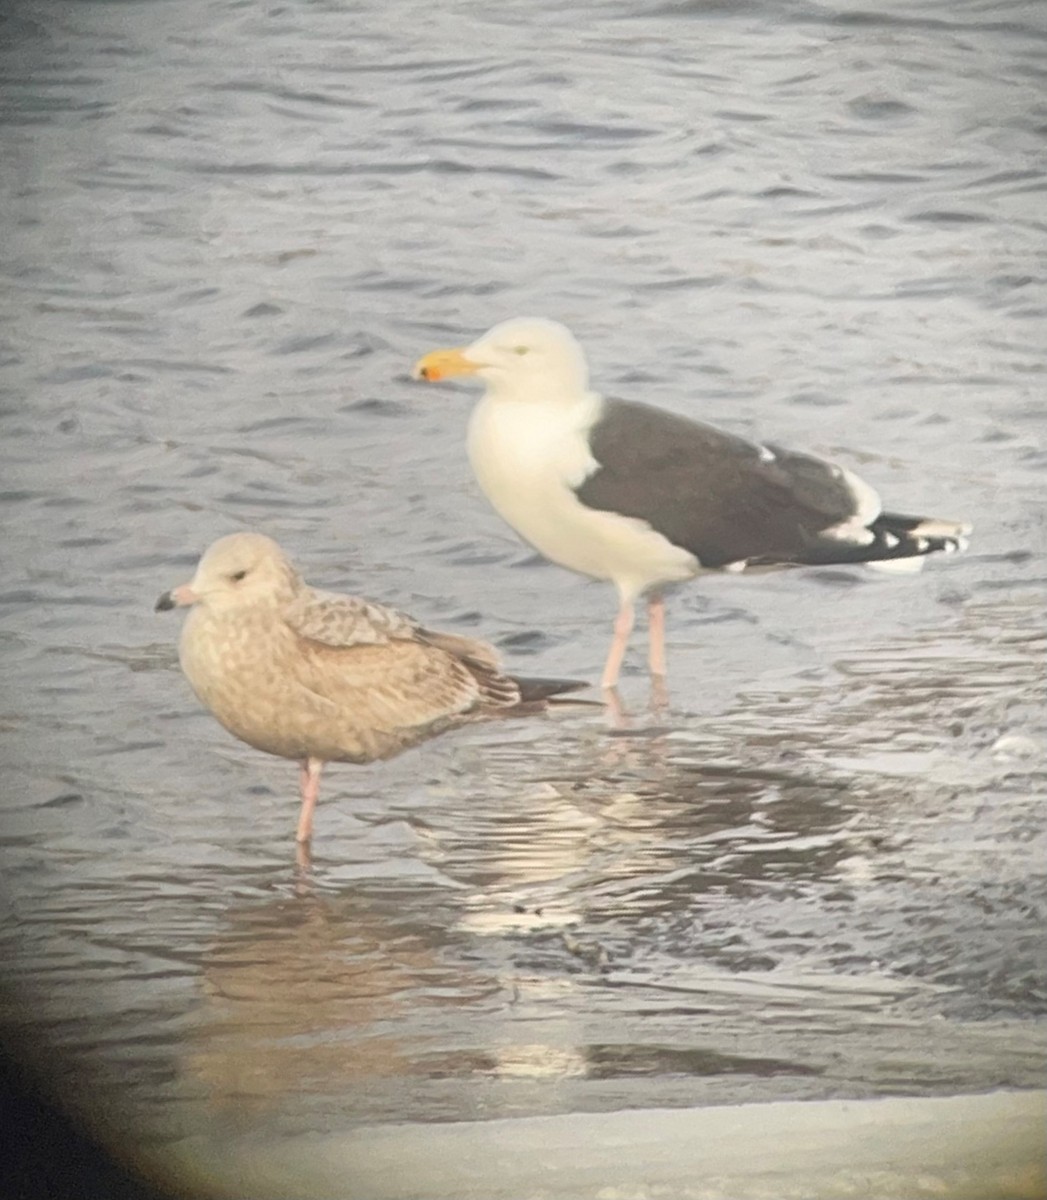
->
[647,592,667,680]
[603,685,630,729]
[296,757,323,844]
[601,600,635,691]
[294,839,313,877]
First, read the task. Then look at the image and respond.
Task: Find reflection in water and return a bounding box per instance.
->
[187,874,831,1132]
[183,596,1045,1131]
[188,888,499,1129]
[443,732,860,930]
[185,717,864,1129]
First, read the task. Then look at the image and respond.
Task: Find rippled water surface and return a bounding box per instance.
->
[1,0,1045,1188]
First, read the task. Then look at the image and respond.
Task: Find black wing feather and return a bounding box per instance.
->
[575,399,866,568]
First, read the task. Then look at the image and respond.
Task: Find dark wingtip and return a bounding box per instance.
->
[514,676,590,703]
[155,591,175,612]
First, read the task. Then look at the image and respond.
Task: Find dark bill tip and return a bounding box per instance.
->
[155,591,176,612]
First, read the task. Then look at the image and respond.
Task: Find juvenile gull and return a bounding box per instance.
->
[156,532,585,845]
[412,317,971,691]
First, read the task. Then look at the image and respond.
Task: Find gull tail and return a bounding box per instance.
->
[467,662,592,714]
[513,676,593,706]
[862,512,972,574]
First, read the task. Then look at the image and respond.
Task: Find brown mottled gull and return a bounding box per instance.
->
[156,532,585,845]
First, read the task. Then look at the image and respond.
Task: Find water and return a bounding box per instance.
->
[1,0,1045,1189]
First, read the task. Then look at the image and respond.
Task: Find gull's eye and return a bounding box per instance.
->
[230,569,248,583]
[512,345,530,356]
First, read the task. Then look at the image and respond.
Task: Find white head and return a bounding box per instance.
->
[413,317,590,400]
[156,532,302,615]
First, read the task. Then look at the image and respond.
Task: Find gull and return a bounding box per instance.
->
[413,317,970,692]
[157,532,585,846]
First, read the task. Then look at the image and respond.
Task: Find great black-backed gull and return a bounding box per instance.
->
[412,317,970,692]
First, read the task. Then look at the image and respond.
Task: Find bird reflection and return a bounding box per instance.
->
[181,597,1041,1132]
[185,885,500,1128]
[184,724,857,1131]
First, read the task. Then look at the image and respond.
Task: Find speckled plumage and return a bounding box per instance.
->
[157,533,583,845]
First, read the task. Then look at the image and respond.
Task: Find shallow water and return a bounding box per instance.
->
[1,0,1045,1186]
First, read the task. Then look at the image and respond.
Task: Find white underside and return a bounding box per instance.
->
[466,388,960,597]
[468,393,698,605]
[864,555,927,574]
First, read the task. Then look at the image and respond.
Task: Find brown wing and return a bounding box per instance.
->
[417,628,523,708]
[284,587,421,648]
[283,589,523,742]
[289,636,488,738]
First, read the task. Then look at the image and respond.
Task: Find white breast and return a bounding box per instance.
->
[466,393,698,604]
